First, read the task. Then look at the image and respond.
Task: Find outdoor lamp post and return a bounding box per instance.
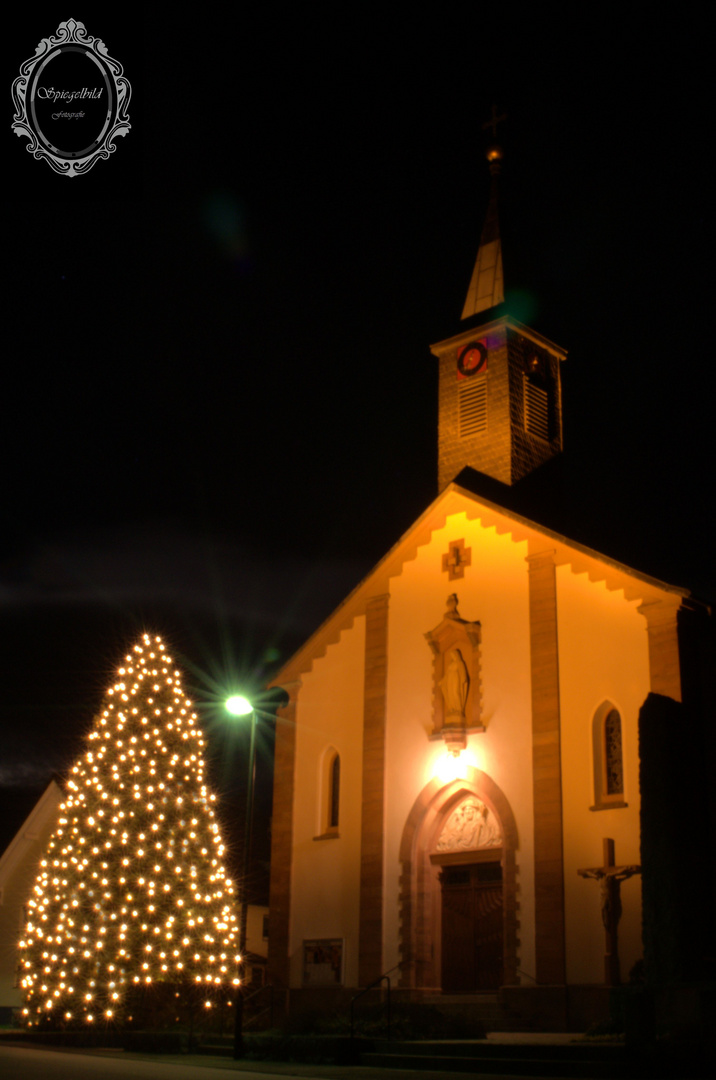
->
[225,694,256,1059]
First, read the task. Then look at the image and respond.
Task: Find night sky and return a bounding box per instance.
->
[2,10,712,889]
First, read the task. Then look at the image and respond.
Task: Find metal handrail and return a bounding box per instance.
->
[241,983,274,1031]
[350,963,402,1042]
[243,981,271,1006]
[242,1004,273,1031]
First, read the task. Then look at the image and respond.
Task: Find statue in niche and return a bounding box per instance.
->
[424,595,483,744]
[436,797,502,852]
[440,648,470,720]
[445,592,460,619]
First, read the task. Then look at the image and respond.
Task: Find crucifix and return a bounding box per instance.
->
[578,838,641,986]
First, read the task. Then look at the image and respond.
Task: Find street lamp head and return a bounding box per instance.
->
[225,695,253,717]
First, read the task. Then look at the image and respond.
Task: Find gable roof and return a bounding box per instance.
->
[270,481,690,686]
[0,778,63,888]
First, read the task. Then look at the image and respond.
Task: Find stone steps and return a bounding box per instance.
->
[361,1038,709,1079]
[362,1038,632,1078]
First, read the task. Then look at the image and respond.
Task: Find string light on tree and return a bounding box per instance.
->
[18,633,240,1026]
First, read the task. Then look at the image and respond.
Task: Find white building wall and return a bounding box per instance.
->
[289,616,366,988]
[0,782,63,1013]
[556,567,650,985]
[383,511,536,983]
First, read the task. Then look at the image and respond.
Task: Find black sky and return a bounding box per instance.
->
[2,10,713,871]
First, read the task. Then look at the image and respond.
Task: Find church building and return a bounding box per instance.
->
[265,138,700,1030]
[0,780,63,1022]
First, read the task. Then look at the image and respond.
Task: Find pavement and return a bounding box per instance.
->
[0,1031,619,1080]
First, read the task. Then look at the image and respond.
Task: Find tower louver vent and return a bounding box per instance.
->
[524,377,549,440]
[458,374,487,437]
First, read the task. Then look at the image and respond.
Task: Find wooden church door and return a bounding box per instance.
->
[440,861,503,991]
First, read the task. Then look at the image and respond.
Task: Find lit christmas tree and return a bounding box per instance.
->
[18,633,240,1027]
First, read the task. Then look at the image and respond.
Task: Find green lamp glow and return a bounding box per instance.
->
[225,695,253,717]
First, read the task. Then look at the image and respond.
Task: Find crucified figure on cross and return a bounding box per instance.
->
[578,838,641,986]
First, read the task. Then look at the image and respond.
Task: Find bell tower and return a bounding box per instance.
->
[431,117,567,491]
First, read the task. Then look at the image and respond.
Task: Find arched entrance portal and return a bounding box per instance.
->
[398,768,519,991]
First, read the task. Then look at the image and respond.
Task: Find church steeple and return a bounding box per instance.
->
[460,146,504,320]
[431,117,566,491]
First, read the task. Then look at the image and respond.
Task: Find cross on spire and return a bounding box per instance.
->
[482,105,507,140]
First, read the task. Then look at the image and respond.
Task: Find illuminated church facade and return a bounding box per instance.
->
[266,146,694,1028]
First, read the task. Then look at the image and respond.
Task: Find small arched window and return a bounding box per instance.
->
[329,753,340,829]
[315,746,340,840]
[603,710,623,797]
[591,702,627,810]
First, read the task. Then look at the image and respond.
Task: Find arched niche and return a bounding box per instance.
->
[397,767,519,990]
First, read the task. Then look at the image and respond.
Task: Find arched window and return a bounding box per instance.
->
[591,702,627,810]
[315,747,340,840]
[329,753,340,829]
[603,710,624,796]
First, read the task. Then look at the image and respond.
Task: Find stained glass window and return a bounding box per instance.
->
[604,709,624,796]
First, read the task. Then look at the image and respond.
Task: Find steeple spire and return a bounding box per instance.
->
[460,108,507,321]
